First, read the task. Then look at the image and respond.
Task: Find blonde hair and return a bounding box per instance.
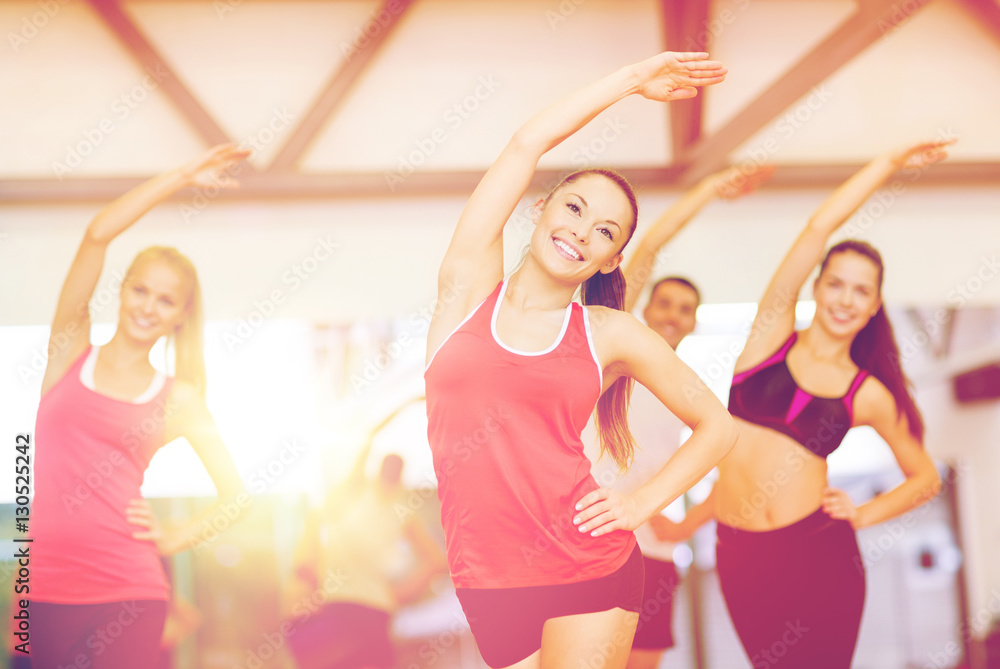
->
[125,246,207,398]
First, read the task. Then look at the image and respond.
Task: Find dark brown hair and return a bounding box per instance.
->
[548,169,640,468]
[819,240,924,441]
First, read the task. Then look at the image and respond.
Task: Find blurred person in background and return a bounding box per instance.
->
[587,163,772,669]
[286,404,448,669]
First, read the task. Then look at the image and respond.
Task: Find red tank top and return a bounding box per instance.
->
[425,280,636,589]
[31,346,174,603]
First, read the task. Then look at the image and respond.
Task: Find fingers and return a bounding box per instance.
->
[574,488,609,512]
[575,510,621,536]
[671,52,710,62]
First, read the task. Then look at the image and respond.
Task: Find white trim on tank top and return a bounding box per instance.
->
[490,277,573,356]
[581,305,604,391]
[424,291,490,373]
[80,345,166,404]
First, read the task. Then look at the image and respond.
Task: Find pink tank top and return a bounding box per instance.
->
[425,280,636,589]
[31,346,174,603]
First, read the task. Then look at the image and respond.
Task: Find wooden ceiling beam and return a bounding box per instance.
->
[660,0,713,156]
[268,0,419,172]
[4,162,998,203]
[86,0,233,147]
[674,0,938,184]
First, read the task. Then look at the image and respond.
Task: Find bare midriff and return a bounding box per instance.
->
[713,416,829,531]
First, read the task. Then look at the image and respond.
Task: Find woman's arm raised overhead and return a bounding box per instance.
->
[623,163,773,312]
[43,145,250,394]
[429,53,727,358]
[738,139,952,369]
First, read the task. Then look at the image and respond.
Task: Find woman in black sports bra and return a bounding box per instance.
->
[655,139,951,668]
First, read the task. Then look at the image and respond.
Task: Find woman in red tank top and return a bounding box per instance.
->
[424,53,739,669]
[30,145,250,668]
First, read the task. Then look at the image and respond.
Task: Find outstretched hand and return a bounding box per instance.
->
[632,52,727,102]
[891,138,955,170]
[710,163,776,200]
[179,143,252,189]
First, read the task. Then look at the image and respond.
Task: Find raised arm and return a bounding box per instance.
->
[738,140,952,368]
[623,164,773,312]
[573,312,738,536]
[428,53,727,358]
[42,144,251,394]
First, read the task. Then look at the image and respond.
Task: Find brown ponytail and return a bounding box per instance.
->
[582,266,637,469]
[820,241,924,441]
[546,168,640,469]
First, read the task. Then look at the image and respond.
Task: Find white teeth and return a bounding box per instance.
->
[553,239,582,260]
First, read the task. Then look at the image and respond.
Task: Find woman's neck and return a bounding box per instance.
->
[101,331,156,372]
[505,255,579,312]
[797,325,855,363]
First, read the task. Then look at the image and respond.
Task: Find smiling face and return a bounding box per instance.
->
[812,250,882,339]
[643,279,699,349]
[119,259,193,345]
[529,172,637,286]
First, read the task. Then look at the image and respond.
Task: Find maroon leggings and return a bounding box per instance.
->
[29,600,167,669]
[716,508,866,669]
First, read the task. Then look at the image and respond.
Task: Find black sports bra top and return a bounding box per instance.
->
[728,332,869,459]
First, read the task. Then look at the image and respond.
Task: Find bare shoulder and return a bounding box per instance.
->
[585,305,665,370]
[585,304,643,337]
[853,373,895,427]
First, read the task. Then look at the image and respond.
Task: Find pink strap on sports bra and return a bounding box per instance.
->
[732,332,798,385]
[841,370,869,421]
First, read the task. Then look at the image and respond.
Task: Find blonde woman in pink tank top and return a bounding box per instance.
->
[424,53,739,669]
[30,145,250,668]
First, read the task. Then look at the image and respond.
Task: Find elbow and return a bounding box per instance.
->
[910,465,942,508]
[508,127,547,160]
[83,224,113,247]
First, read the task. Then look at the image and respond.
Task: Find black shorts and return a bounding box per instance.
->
[30,599,168,669]
[287,601,394,669]
[632,556,681,650]
[455,545,644,668]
